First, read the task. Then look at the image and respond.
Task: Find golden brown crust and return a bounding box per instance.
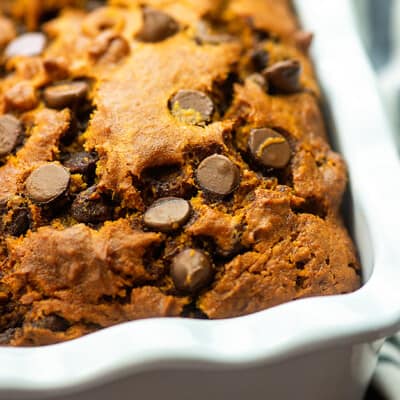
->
[0,0,360,345]
[198,189,359,318]
[9,286,188,346]
[87,36,241,208]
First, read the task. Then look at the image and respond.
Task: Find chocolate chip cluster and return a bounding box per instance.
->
[0,3,300,296]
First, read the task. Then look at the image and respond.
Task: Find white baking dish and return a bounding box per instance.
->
[1,1,399,399]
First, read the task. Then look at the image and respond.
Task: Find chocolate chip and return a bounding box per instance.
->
[63,151,97,178]
[71,186,112,223]
[196,154,240,195]
[195,21,233,45]
[26,163,70,204]
[89,31,130,64]
[248,128,291,168]
[58,114,80,145]
[144,197,190,232]
[253,28,270,42]
[43,57,69,81]
[0,115,22,157]
[294,31,313,52]
[171,249,213,293]
[136,7,179,43]
[44,81,89,109]
[76,103,95,133]
[170,89,214,126]
[250,48,269,71]
[33,315,70,332]
[263,60,301,94]
[4,32,46,58]
[102,37,130,63]
[4,207,31,236]
[86,0,107,12]
[0,328,15,345]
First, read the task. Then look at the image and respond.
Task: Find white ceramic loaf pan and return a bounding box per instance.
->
[1,1,399,399]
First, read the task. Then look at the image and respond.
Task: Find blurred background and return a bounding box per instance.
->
[353,0,400,151]
[352,2,400,399]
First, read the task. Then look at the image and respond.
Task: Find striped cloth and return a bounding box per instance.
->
[352,1,400,399]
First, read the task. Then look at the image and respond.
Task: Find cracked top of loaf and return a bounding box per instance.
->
[0,0,360,346]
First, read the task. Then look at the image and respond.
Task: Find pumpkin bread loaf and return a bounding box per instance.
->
[0,0,360,346]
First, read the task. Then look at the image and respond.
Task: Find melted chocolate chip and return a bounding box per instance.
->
[76,103,95,133]
[63,151,97,178]
[26,164,70,204]
[101,36,130,63]
[250,48,269,71]
[33,315,70,332]
[5,32,46,58]
[44,81,89,109]
[89,31,130,64]
[0,115,22,157]
[0,328,15,345]
[263,60,301,94]
[248,128,291,168]
[170,89,214,126]
[43,57,69,81]
[195,21,233,45]
[71,186,112,223]
[136,7,179,43]
[196,154,240,195]
[253,28,270,42]
[144,197,190,232]
[4,207,31,236]
[171,249,213,293]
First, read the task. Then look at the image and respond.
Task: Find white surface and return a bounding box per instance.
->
[20,343,380,400]
[352,1,400,398]
[377,0,400,149]
[0,1,400,399]
[354,0,400,150]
